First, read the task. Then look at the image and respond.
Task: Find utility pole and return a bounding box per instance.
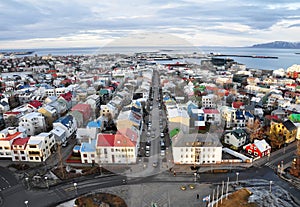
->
[226,177,229,200]
[221,181,224,204]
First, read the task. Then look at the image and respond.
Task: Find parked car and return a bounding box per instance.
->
[145,150,150,157]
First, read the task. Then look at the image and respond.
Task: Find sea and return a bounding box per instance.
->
[2,46,300,70]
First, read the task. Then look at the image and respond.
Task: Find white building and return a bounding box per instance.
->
[19,112,46,136]
[202,94,217,108]
[224,128,247,149]
[172,132,222,165]
[0,127,24,158]
[26,132,56,162]
[93,128,139,164]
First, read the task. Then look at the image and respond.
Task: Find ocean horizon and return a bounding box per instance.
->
[1,46,300,70]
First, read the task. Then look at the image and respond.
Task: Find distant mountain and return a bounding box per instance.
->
[251,41,300,49]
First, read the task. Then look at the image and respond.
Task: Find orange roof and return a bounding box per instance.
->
[0,132,22,141]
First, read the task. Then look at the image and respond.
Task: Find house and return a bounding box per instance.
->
[76,127,98,144]
[85,94,101,117]
[269,119,297,144]
[224,128,247,149]
[49,100,67,117]
[71,104,92,125]
[95,129,138,164]
[234,110,246,129]
[172,132,222,165]
[100,105,115,119]
[59,91,73,110]
[38,105,58,128]
[191,109,206,131]
[26,132,56,162]
[50,126,67,145]
[0,127,24,158]
[202,94,217,108]
[243,139,271,158]
[53,115,77,139]
[80,140,97,164]
[203,109,221,125]
[11,137,30,161]
[68,110,84,128]
[27,100,42,112]
[0,100,10,113]
[167,107,190,133]
[19,112,46,136]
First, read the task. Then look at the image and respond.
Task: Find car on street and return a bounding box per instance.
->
[145,150,150,157]
[160,150,165,157]
[152,162,158,167]
[160,132,164,138]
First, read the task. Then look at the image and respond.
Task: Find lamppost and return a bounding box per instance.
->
[25,177,29,190]
[74,182,78,195]
[236,172,239,184]
[44,176,49,189]
[24,200,29,207]
[269,181,273,193]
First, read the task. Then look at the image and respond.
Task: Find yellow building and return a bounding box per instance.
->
[269,120,297,144]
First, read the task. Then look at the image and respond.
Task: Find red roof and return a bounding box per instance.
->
[114,133,135,147]
[97,134,115,147]
[60,91,72,102]
[203,109,219,114]
[28,100,42,109]
[12,137,29,146]
[0,131,22,141]
[71,104,92,121]
[4,111,21,115]
[232,101,244,109]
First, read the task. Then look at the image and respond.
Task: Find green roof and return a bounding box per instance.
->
[289,114,300,123]
[170,128,180,138]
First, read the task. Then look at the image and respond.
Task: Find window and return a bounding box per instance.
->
[30,157,33,160]
[4,147,9,150]
[83,154,87,158]
[91,154,95,158]
[35,157,39,160]
[21,157,26,161]
[21,151,25,154]
[111,149,114,152]
[15,156,19,160]
[13,150,18,154]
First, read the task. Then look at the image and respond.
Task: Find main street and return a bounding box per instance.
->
[1,163,300,207]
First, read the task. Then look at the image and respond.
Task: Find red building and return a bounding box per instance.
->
[244,139,271,158]
[71,104,92,124]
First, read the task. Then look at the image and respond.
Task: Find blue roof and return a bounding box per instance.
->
[87,120,102,128]
[245,111,254,118]
[55,115,74,127]
[235,111,245,120]
[80,140,96,153]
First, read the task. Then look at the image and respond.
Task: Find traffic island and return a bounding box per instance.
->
[74,192,127,207]
[212,188,257,207]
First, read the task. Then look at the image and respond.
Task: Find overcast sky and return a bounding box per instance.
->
[1,0,300,49]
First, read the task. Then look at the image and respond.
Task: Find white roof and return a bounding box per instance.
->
[254,139,271,152]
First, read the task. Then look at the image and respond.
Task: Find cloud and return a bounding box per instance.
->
[0,0,299,48]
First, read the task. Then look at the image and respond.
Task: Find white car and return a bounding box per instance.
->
[161,150,165,157]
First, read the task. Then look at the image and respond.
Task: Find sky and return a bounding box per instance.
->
[1,0,300,49]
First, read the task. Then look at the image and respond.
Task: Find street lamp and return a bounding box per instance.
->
[74,182,78,195]
[45,176,49,189]
[236,172,239,184]
[24,200,29,207]
[269,181,273,193]
[194,172,197,182]
[25,177,29,190]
